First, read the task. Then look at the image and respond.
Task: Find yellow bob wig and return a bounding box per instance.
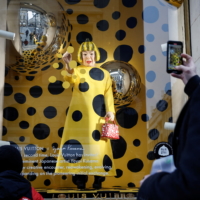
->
[77,38,100,63]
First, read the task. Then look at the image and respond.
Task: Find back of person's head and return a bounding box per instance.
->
[0,145,23,173]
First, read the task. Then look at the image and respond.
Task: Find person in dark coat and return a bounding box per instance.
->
[138,53,200,200]
[0,145,43,200]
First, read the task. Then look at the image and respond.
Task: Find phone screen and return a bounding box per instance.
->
[167,41,183,74]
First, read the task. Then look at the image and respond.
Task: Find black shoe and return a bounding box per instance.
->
[72,175,88,189]
[93,176,105,189]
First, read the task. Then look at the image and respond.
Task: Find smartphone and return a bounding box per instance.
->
[166,40,183,74]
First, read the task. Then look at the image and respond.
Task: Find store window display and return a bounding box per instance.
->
[55,39,116,189]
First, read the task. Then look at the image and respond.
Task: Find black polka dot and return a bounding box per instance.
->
[133,139,140,147]
[33,162,38,166]
[15,76,19,80]
[48,81,65,95]
[44,106,57,119]
[76,32,92,44]
[27,172,37,181]
[4,83,13,96]
[62,175,67,180]
[3,107,19,121]
[42,157,57,173]
[72,110,82,121]
[115,30,126,41]
[103,155,112,172]
[126,17,137,29]
[97,20,109,31]
[148,129,159,140]
[122,0,137,7]
[50,58,55,63]
[26,76,35,81]
[116,107,138,128]
[72,175,88,186]
[94,0,110,8]
[128,182,135,187]
[96,48,107,63]
[156,100,168,112]
[29,71,37,75]
[24,144,37,156]
[77,14,88,24]
[33,123,50,140]
[19,121,29,129]
[51,144,58,151]
[19,136,25,142]
[115,169,123,178]
[111,136,127,159]
[79,82,89,92]
[44,179,51,186]
[5,67,9,77]
[14,93,26,104]
[141,114,149,122]
[56,63,63,70]
[65,0,80,5]
[166,90,171,96]
[147,151,155,160]
[168,132,173,146]
[2,126,7,136]
[112,11,120,20]
[138,45,145,53]
[27,107,36,116]
[66,9,73,14]
[58,127,64,138]
[92,130,101,141]
[127,158,143,172]
[63,41,67,49]
[62,139,83,163]
[89,68,104,81]
[41,148,47,152]
[29,86,43,98]
[92,95,106,117]
[42,61,48,65]
[114,45,133,62]
[68,32,71,42]
[168,117,173,122]
[41,65,51,71]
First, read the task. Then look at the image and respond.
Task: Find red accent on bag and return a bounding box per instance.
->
[101,119,119,139]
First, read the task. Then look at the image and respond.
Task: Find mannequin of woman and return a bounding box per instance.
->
[56,39,116,189]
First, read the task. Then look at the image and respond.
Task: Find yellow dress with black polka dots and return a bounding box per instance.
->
[56,65,116,176]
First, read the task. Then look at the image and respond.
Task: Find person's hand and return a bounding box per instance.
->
[171,53,197,85]
[62,51,72,64]
[62,51,73,73]
[140,175,150,186]
[105,112,115,121]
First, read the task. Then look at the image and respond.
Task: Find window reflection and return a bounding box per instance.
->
[19,6,56,51]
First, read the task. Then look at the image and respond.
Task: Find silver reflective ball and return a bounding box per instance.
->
[101,60,141,107]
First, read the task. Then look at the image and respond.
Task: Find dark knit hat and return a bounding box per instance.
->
[0,145,23,173]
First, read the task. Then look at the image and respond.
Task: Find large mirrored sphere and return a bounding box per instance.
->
[6,0,64,76]
[101,60,141,107]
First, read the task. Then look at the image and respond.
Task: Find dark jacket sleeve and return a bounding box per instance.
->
[184,75,200,97]
[138,75,200,200]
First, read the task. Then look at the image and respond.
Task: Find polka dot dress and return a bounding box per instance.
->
[56,65,116,176]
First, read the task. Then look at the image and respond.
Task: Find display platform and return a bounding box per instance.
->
[37,188,138,199]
